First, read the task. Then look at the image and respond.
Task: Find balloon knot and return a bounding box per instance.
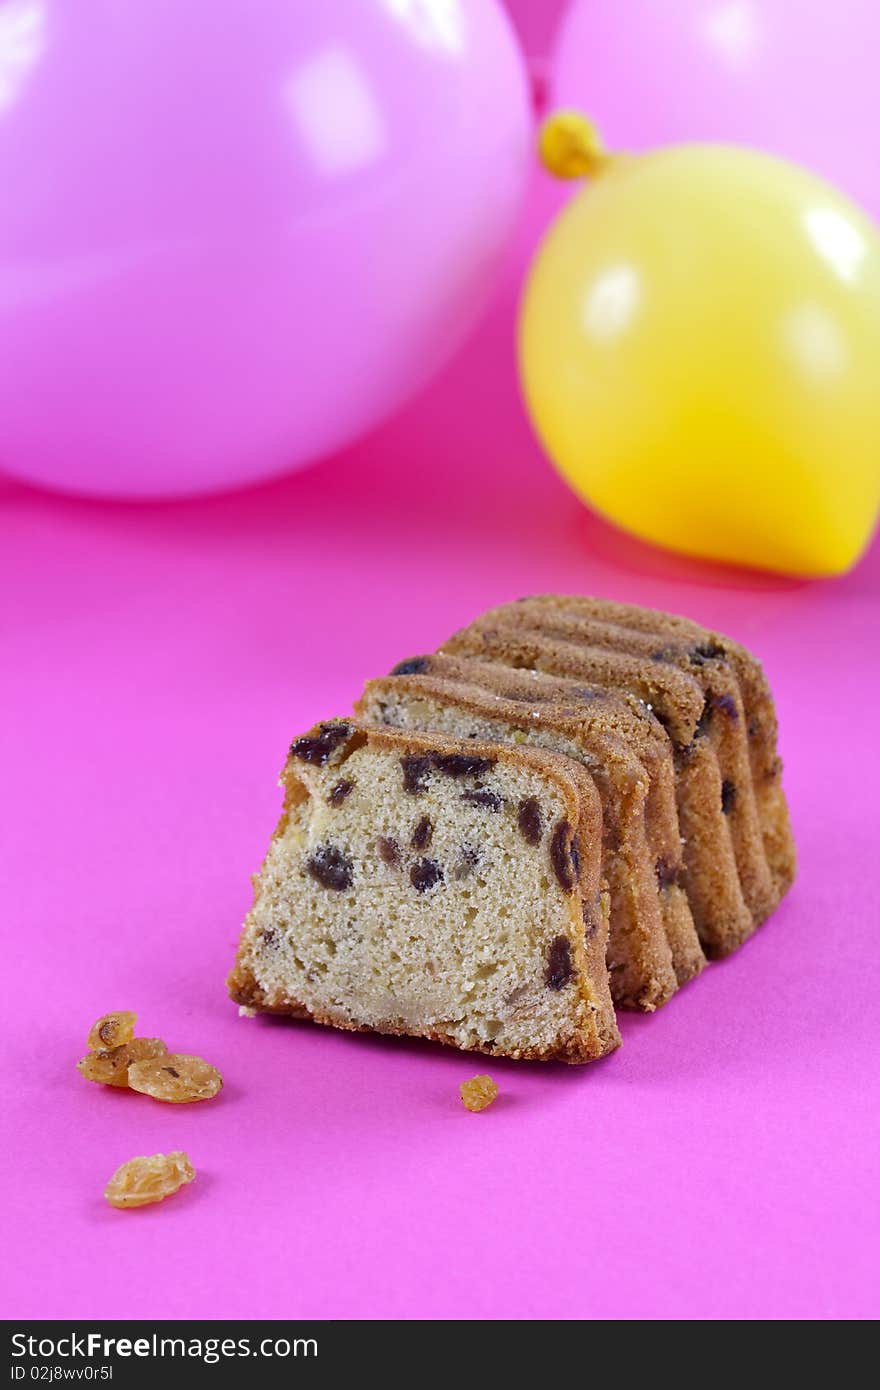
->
[539,111,609,179]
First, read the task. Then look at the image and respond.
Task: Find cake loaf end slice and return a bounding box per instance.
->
[228,721,620,1063]
[509,594,797,901]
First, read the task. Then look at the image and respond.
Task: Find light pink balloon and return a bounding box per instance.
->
[554,0,880,218]
[0,0,529,498]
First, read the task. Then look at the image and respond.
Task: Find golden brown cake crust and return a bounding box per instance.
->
[443,617,707,747]
[509,595,796,900]
[497,604,773,909]
[438,622,754,956]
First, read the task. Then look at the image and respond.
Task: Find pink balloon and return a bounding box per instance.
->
[554,0,880,218]
[0,0,529,498]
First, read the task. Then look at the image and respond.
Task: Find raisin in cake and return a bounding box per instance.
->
[228,722,620,1063]
[357,671,703,1009]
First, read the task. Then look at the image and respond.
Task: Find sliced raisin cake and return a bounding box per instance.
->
[229,595,794,1063]
[229,722,620,1063]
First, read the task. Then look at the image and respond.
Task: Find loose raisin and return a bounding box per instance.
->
[517,797,543,846]
[327,779,354,806]
[461,788,502,811]
[459,1075,498,1113]
[410,815,434,850]
[307,844,353,891]
[104,1151,195,1209]
[401,755,432,794]
[410,858,443,893]
[390,657,429,676]
[77,1037,168,1088]
[377,836,401,867]
[721,780,736,814]
[87,1011,136,1051]
[127,1054,223,1104]
[289,722,352,766]
[550,819,576,892]
[545,935,574,990]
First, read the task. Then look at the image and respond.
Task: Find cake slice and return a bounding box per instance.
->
[440,623,753,956]
[480,600,777,923]
[228,721,619,1063]
[507,595,796,900]
[360,671,704,1005]
[380,653,705,988]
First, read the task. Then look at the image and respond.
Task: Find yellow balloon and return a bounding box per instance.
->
[520,120,880,575]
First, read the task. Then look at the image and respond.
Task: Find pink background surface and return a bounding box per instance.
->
[3,139,880,1322]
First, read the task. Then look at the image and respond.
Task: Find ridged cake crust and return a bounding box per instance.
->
[441,596,795,958]
[440,624,754,956]
[494,604,775,916]
[508,595,796,900]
